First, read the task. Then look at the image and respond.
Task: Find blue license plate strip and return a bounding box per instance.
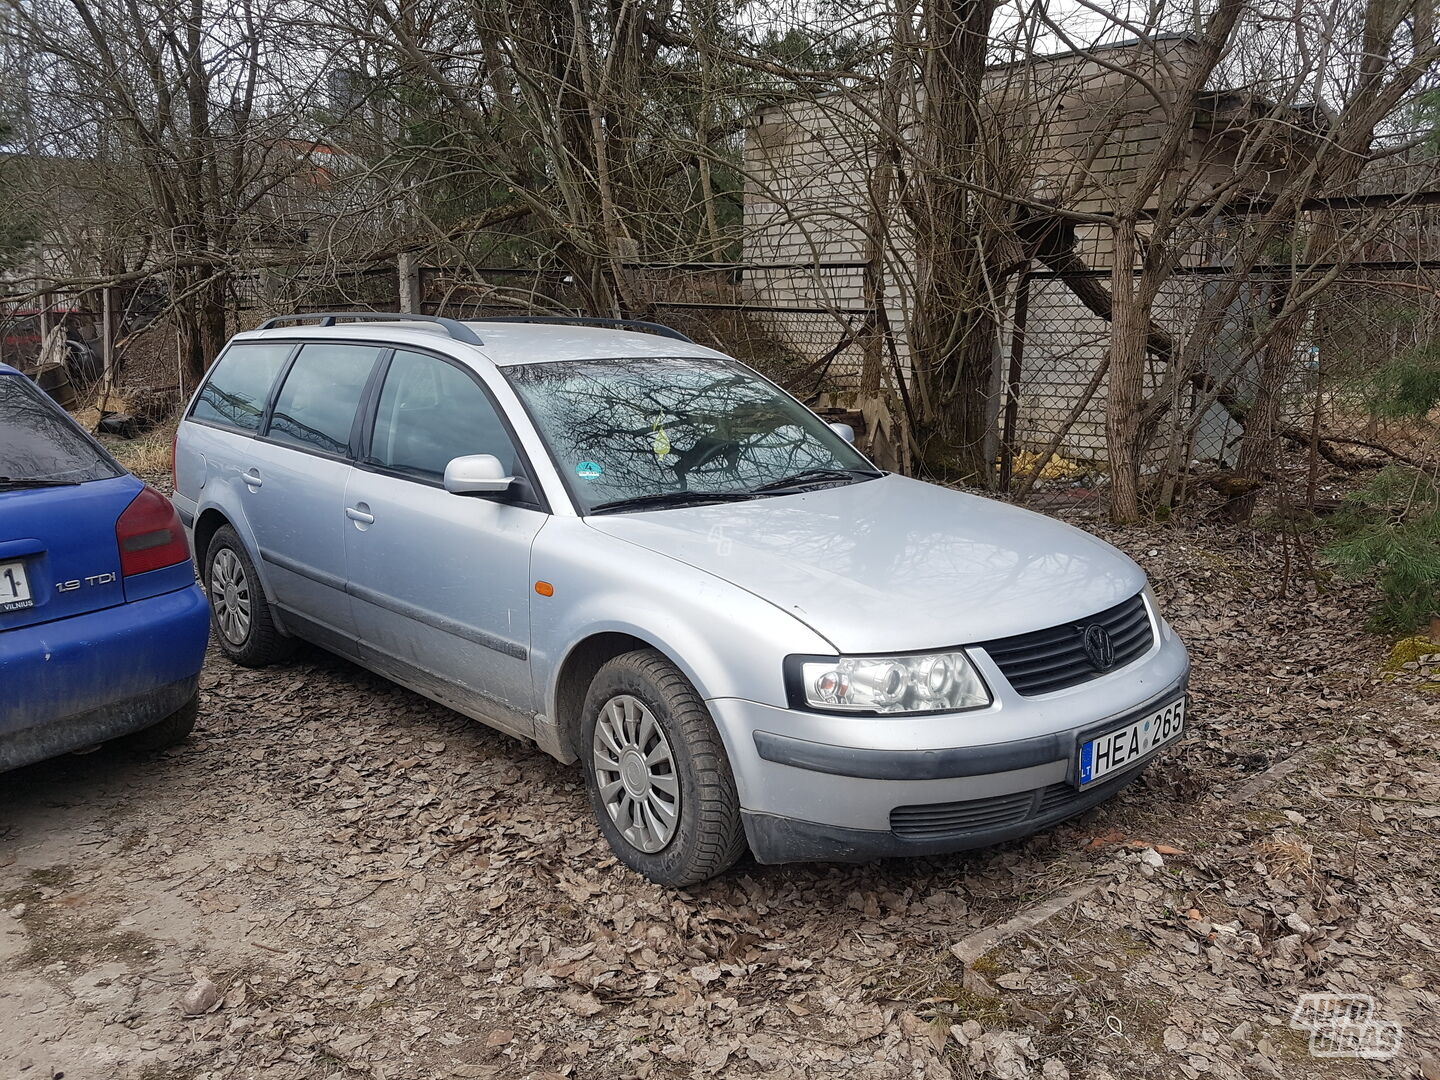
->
[1078,696,1186,787]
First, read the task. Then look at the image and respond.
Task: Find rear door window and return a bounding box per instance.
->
[267,344,382,457]
[0,374,121,482]
[190,343,293,431]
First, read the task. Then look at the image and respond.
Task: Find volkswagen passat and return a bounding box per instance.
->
[173,313,1188,885]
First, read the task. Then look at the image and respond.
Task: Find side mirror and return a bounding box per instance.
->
[444,454,514,496]
[828,422,856,444]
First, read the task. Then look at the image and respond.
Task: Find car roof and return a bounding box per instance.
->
[0,363,20,376]
[229,320,732,368]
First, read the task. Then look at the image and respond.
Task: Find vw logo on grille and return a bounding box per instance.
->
[1082,624,1115,671]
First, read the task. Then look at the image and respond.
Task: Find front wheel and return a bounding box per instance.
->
[581,650,746,886]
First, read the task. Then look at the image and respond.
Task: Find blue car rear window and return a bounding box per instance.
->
[0,375,121,483]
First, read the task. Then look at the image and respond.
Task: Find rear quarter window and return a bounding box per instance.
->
[0,374,121,482]
[190,343,294,431]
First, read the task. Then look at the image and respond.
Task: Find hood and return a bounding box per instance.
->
[585,475,1146,653]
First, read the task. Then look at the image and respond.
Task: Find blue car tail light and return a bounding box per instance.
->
[115,486,190,577]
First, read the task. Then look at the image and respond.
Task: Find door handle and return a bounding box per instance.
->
[345,506,375,524]
[243,469,263,488]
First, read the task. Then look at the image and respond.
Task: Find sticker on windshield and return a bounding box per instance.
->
[650,416,671,458]
[575,460,604,480]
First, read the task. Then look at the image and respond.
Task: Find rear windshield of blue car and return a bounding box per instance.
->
[0,375,122,483]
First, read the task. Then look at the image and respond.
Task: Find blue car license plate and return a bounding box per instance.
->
[0,559,33,613]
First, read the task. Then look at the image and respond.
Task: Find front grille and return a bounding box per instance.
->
[979,594,1154,696]
[1036,780,1083,815]
[889,790,1035,839]
[889,772,1140,840]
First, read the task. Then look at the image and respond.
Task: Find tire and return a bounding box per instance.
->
[203,525,296,667]
[581,649,746,886]
[121,694,199,752]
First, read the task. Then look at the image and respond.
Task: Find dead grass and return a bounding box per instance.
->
[105,427,176,478]
[72,392,132,434]
[68,389,179,480]
[859,951,1014,1027]
[90,413,179,480]
[1252,835,1319,886]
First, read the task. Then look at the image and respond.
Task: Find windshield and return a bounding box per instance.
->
[505,357,875,513]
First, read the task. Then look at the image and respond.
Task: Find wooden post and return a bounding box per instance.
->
[397,252,420,313]
[998,271,1030,493]
[101,286,115,391]
[37,286,53,344]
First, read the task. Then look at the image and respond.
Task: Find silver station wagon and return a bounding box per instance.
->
[174,313,1189,885]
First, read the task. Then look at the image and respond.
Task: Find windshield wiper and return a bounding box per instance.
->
[0,476,81,489]
[588,490,758,515]
[749,467,883,495]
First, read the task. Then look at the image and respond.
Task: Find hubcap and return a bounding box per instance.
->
[592,694,680,854]
[209,547,252,646]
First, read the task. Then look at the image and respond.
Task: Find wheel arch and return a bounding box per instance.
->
[548,630,698,764]
[191,506,278,606]
[192,507,228,570]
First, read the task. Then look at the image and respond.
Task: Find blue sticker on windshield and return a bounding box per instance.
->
[575,460,603,479]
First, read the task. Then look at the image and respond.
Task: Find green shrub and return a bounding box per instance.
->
[1365,347,1440,419]
[1324,466,1440,632]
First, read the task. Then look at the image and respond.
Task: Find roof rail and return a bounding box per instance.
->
[477,315,694,344]
[256,311,485,346]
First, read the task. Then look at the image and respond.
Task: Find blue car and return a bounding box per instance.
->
[0,363,210,771]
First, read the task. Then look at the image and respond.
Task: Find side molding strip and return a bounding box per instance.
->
[346,581,529,661]
[261,548,529,661]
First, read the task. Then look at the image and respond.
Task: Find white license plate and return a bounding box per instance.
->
[1078,696,1185,787]
[0,559,33,612]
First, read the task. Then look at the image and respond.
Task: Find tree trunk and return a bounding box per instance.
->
[1228,294,1304,521]
[1106,217,1147,523]
[908,0,1004,484]
[174,268,229,383]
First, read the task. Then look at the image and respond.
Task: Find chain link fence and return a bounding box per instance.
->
[201,257,1440,477]
[412,264,888,402]
[231,265,399,317]
[11,255,1435,484]
[1006,264,1440,474]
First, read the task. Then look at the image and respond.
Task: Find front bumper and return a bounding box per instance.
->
[708,627,1189,864]
[742,765,1148,863]
[0,584,210,771]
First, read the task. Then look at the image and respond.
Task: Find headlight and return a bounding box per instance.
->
[790,651,991,714]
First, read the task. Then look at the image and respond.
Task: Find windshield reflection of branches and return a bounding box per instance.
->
[510,360,854,502]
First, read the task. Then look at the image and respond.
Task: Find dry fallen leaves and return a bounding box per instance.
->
[3,469,1438,1080]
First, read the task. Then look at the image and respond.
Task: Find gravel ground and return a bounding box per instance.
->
[2,496,1437,1080]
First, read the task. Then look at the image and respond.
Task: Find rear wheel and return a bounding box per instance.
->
[581,649,745,886]
[120,694,199,752]
[204,525,295,667]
